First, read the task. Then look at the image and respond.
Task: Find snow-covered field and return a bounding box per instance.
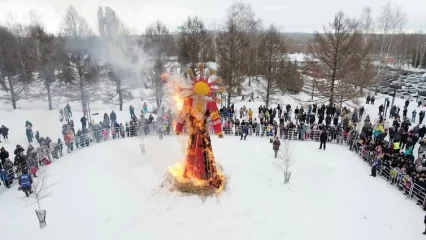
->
[1,88,426,239]
[1,136,425,240]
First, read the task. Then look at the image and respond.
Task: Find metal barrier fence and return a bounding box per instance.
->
[354,141,426,209]
[20,122,426,210]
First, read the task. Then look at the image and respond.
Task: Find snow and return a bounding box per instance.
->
[2,81,426,238]
[0,136,424,239]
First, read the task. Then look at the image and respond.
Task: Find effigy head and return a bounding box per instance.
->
[173,63,225,103]
[193,80,210,96]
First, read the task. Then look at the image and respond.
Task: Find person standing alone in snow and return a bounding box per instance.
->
[319,129,328,150]
[64,106,70,122]
[370,158,381,177]
[129,105,136,118]
[59,108,64,122]
[273,137,281,158]
[240,125,248,140]
[412,109,417,123]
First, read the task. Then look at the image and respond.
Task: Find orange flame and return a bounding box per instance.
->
[168,93,225,194]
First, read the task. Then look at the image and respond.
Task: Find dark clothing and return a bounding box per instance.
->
[320,131,328,142]
[110,112,117,123]
[319,141,326,150]
[0,150,9,165]
[80,117,87,129]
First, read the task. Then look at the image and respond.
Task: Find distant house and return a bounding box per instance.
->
[381,57,395,64]
[287,53,319,68]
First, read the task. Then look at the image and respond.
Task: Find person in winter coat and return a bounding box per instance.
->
[371,95,375,104]
[110,111,117,124]
[0,125,8,142]
[34,131,41,144]
[57,138,64,156]
[65,103,72,116]
[120,123,125,138]
[412,109,417,123]
[14,145,25,156]
[248,109,253,121]
[371,158,381,177]
[143,102,148,113]
[1,158,14,187]
[64,107,70,122]
[129,105,136,118]
[405,99,410,108]
[0,147,8,166]
[26,126,33,143]
[319,130,328,150]
[259,111,265,124]
[64,130,75,153]
[26,154,38,177]
[273,137,281,158]
[59,109,64,122]
[81,116,88,129]
[18,169,33,196]
[240,125,248,140]
[420,111,426,124]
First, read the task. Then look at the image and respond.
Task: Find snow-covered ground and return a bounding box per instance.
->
[1,136,425,240]
[1,80,426,239]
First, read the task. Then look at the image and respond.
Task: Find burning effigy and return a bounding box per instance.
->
[167,63,226,196]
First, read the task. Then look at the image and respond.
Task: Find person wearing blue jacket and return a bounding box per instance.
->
[19,169,33,197]
[370,158,382,177]
[240,125,248,140]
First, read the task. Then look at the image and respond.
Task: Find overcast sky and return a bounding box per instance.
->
[1,0,426,34]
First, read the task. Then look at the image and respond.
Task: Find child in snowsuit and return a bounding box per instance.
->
[273,137,281,158]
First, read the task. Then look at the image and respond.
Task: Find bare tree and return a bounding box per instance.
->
[257,25,286,107]
[101,66,133,110]
[216,11,249,107]
[274,139,294,184]
[59,5,98,109]
[309,11,371,107]
[30,168,52,210]
[30,25,63,110]
[276,59,303,95]
[374,3,406,94]
[178,16,213,71]
[143,21,174,109]
[0,26,26,109]
[226,2,262,89]
[6,21,37,96]
[29,168,52,229]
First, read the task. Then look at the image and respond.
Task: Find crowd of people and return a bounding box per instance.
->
[0,100,182,194]
[2,96,426,220]
[219,102,361,150]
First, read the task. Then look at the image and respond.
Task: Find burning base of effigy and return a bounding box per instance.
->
[165,162,227,196]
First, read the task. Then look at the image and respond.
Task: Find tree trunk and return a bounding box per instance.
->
[78,70,85,111]
[266,76,270,108]
[45,80,53,110]
[117,78,123,111]
[8,78,17,110]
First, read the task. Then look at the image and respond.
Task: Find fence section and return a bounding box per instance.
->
[18,121,426,210]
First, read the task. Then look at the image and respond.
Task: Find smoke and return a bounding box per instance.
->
[92,6,149,87]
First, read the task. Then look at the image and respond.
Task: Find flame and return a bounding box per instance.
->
[173,94,184,111]
[167,65,226,195]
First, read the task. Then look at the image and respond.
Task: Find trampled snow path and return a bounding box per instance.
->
[0,136,424,240]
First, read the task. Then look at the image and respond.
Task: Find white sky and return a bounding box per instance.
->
[1,0,425,34]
